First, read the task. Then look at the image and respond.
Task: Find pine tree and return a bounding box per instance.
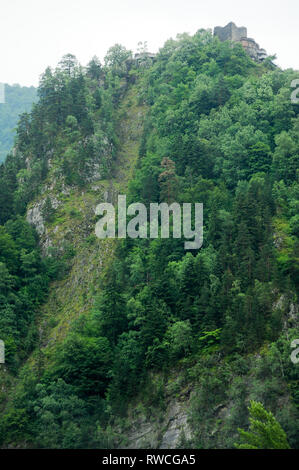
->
[235,401,291,449]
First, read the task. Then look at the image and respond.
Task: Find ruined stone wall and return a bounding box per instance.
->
[214,22,247,42]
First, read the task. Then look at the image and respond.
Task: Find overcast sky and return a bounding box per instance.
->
[1,0,298,87]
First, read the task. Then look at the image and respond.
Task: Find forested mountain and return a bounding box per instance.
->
[0,32,298,449]
[0,84,37,162]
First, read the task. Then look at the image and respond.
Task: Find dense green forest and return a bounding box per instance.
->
[0,84,37,163]
[0,31,298,449]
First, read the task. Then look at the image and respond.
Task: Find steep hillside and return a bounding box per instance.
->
[0,35,298,449]
[28,85,146,351]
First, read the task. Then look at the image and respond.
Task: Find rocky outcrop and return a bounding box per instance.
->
[27,203,45,236]
[159,400,192,449]
[122,396,192,449]
[26,195,61,252]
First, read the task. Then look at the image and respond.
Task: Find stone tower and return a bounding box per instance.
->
[214,22,247,42]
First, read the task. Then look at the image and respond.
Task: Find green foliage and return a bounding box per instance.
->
[0,217,56,369]
[28,379,92,448]
[235,401,290,449]
[0,84,37,163]
[198,329,221,355]
[51,334,112,397]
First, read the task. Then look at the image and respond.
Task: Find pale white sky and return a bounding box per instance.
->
[1,0,298,86]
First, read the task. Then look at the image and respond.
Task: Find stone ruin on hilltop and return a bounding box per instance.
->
[214,21,268,62]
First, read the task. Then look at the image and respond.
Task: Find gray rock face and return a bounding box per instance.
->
[27,204,45,235]
[159,401,191,449]
[26,195,61,252]
[121,396,192,449]
[273,295,299,329]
